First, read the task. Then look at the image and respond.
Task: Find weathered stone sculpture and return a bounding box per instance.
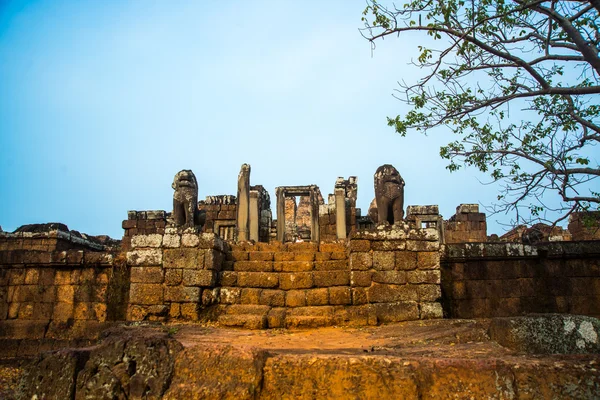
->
[172,169,203,228]
[374,164,405,225]
[236,163,251,241]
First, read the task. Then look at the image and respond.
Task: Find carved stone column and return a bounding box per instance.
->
[249,189,259,242]
[276,187,285,242]
[309,188,320,243]
[236,164,251,241]
[335,187,346,239]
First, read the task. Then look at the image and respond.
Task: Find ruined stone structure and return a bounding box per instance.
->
[1,163,600,362]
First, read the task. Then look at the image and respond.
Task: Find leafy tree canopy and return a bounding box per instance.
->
[362,0,600,226]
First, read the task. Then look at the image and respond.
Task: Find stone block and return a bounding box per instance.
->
[313,271,350,287]
[164,248,204,269]
[219,287,241,304]
[249,251,273,261]
[164,286,200,303]
[218,314,267,329]
[204,249,224,271]
[165,269,183,286]
[231,251,249,261]
[183,270,216,287]
[127,304,148,321]
[418,284,442,301]
[396,251,417,270]
[330,252,347,260]
[259,290,285,307]
[219,271,237,286]
[267,307,286,328]
[131,234,162,248]
[315,252,331,261]
[279,273,313,290]
[319,242,346,252]
[163,234,181,248]
[240,288,262,304]
[407,240,439,252]
[286,290,306,307]
[349,240,370,252]
[53,302,74,322]
[56,285,75,303]
[234,261,273,272]
[373,251,395,271]
[180,303,200,320]
[314,260,347,271]
[24,268,39,285]
[66,250,84,265]
[372,271,407,285]
[130,283,164,305]
[169,303,181,318]
[130,266,164,283]
[371,240,406,251]
[352,287,368,305]
[417,251,440,270]
[273,261,313,272]
[181,233,200,247]
[407,270,441,284]
[293,252,315,262]
[284,242,318,252]
[350,252,372,270]
[273,252,295,261]
[328,286,351,305]
[237,272,279,288]
[306,288,329,306]
[374,301,419,323]
[367,283,418,303]
[350,271,372,287]
[127,249,162,266]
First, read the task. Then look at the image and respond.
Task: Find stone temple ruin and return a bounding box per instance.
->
[1,164,600,398]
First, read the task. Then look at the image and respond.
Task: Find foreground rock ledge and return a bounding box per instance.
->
[12,319,600,399]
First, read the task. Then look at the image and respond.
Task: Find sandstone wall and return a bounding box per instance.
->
[0,231,125,357]
[441,241,600,318]
[444,204,487,243]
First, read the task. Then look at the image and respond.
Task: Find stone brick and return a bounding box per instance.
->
[279,273,313,290]
[396,251,417,270]
[417,251,440,270]
[350,252,372,270]
[367,283,418,303]
[165,269,183,286]
[350,271,373,287]
[73,302,92,320]
[52,270,71,285]
[371,240,406,251]
[219,287,241,304]
[267,307,286,328]
[372,252,395,271]
[24,269,39,285]
[314,260,347,271]
[330,252,347,260]
[407,270,441,284]
[349,240,370,252]
[181,233,200,247]
[17,303,34,319]
[237,272,279,288]
[169,303,181,318]
[53,302,74,322]
[285,242,318,252]
[249,251,273,261]
[128,305,148,321]
[372,271,407,285]
[306,288,329,306]
[286,290,306,307]
[313,271,350,287]
[181,303,200,320]
[130,267,164,283]
[164,248,204,269]
[234,261,273,272]
[319,242,346,252]
[352,288,368,305]
[204,249,224,271]
[418,284,442,301]
[374,302,419,323]
[66,250,84,264]
[94,303,107,321]
[131,234,162,248]
[219,271,237,286]
[130,283,164,305]
[9,269,26,285]
[32,303,53,320]
[259,290,285,307]
[163,234,181,248]
[420,302,443,319]
[164,286,200,302]
[231,251,249,261]
[240,288,262,304]
[56,285,75,303]
[329,286,351,305]
[406,240,439,252]
[294,252,315,262]
[273,261,313,272]
[257,242,283,252]
[183,270,216,286]
[127,249,162,266]
[273,252,295,261]
[315,252,331,261]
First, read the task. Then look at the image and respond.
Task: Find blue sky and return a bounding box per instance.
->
[0,0,511,239]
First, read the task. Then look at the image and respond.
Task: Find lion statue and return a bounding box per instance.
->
[374,164,405,225]
[172,169,204,228]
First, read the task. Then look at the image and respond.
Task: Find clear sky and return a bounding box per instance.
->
[1,0,514,239]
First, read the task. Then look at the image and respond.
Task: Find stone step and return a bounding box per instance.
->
[218,314,267,329]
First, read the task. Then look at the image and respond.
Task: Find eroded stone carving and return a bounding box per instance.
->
[172,169,204,228]
[374,164,405,225]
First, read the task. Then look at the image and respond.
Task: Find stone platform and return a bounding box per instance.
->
[5,318,600,399]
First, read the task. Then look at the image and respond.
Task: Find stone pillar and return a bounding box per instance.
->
[249,190,259,242]
[236,164,251,242]
[309,189,320,243]
[335,187,346,239]
[276,187,285,242]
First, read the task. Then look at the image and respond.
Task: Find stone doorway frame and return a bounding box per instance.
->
[275,185,320,243]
